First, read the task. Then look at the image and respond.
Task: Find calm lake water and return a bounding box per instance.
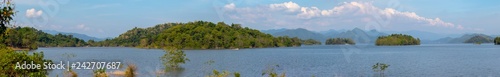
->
[35,44,500,77]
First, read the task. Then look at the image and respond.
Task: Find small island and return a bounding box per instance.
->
[495,37,500,45]
[302,39,321,45]
[325,38,355,45]
[464,36,493,44]
[375,34,420,46]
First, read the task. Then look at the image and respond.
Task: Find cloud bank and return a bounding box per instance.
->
[222,1,471,33]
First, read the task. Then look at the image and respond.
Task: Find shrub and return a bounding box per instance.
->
[161,47,189,72]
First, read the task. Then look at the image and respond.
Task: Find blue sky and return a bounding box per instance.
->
[13,0,500,38]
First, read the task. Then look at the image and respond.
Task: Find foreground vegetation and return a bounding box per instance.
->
[375,34,420,46]
[0,45,53,76]
[495,37,500,45]
[372,62,390,77]
[325,38,355,45]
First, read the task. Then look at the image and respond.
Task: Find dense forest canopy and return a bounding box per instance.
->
[152,21,301,49]
[96,21,302,49]
[375,34,420,46]
[325,38,355,45]
[92,23,178,47]
[1,27,88,49]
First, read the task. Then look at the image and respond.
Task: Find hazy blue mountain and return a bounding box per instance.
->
[366,29,388,37]
[431,37,453,44]
[260,28,287,34]
[318,29,339,36]
[271,28,327,43]
[464,36,493,43]
[330,28,387,44]
[43,30,103,41]
[436,33,494,43]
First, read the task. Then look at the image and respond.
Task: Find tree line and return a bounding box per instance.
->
[375,34,420,46]
[1,27,88,50]
[301,39,321,45]
[325,38,355,45]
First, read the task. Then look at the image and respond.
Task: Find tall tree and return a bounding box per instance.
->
[0,0,15,34]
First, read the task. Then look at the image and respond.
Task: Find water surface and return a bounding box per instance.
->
[36,44,500,77]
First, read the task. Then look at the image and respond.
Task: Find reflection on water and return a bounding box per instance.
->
[36,44,500,77]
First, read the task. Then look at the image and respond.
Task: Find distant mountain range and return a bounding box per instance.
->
[42,30,103,41]
[271,28,327,43]
[260,28,287,34]
[261,28,499,44]
[262,28,387,44]
[329,28,387,43]
[435,33,495,43]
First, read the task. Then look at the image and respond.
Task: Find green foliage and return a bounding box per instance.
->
[301,39,321,45]
[262,65,285,77]
[96,21,302,49]
[207,70,230,77]
[150,21,300,49]
[2,27,38,49]
[93,23,177,47]
[372,62,390,76]
[325,38,355,45]
[0,0,15,34]
[234,72,240,77]
[37,32,88,47]
[0,45,53,77]
[0,27,88,49]
[161,48,189,71]
[93,68,107,77]
[464,36,493,43]
[375,34,420,46]
[495,37,500,45]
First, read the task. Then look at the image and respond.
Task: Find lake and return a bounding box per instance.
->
[35,44,500,77]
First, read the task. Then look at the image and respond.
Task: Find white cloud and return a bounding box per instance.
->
[222,1,473,33]
[26,8,43,18]
[76,24,90,31]
[224,3,235,10]
[269,1,300,12]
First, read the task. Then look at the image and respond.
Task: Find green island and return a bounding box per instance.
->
[301,39,321,45]
[495,37,500,45]
[94,21,302,49]
[375,34,420,46]
[464,36,493,44]
[325,38,355,45]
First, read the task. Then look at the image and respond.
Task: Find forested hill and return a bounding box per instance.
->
[95,21,302,49]
[93,23,179,47]
[1,27,88,49]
